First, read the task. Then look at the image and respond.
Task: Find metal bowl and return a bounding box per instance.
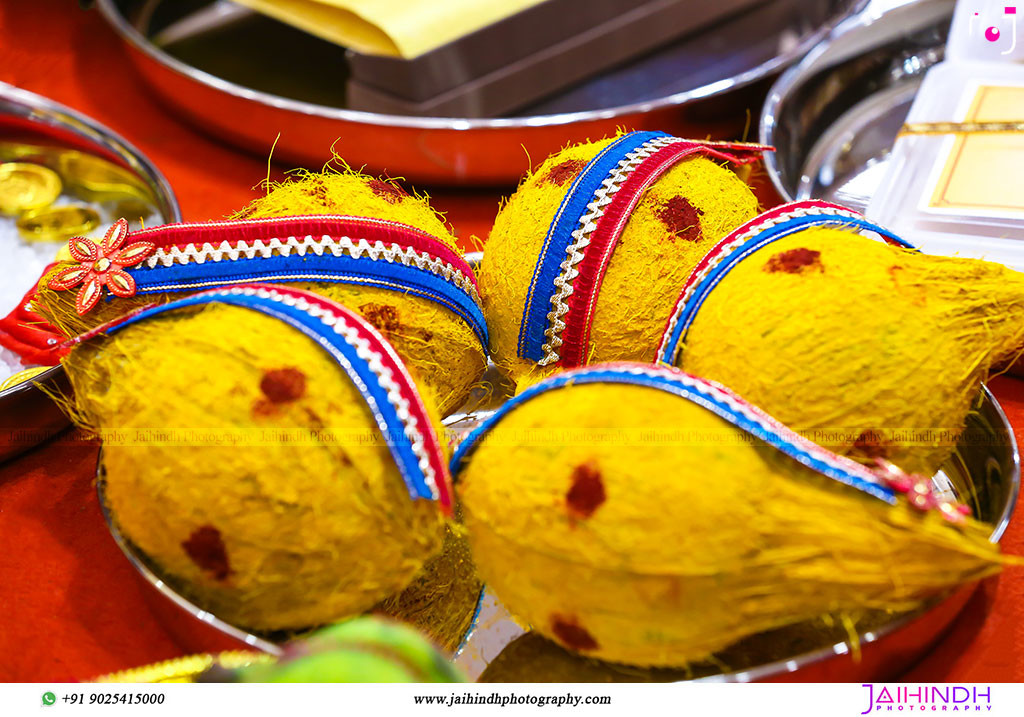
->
[97,0,863,185]
[0,82,180,464]
[97,375,1017,681]
[760,0,955,207]
[449,386,1018,682]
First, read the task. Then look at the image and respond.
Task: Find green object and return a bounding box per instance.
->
[235,618,466,683]
[41,692,56,706]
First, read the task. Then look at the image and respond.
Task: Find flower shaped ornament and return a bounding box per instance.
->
[47,219,156,315]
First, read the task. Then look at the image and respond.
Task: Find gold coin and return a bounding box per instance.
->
[58,152,156,205]
[17,205,101,242]
[0,162,62,215]
[0,366,50,392]
[113,198,153,224]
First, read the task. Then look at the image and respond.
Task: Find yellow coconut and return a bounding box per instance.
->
[675,225,1024,476]
[480,133,760,388]
[457,376,1005,667]
[68,301,446,631]
[35,169,486,415]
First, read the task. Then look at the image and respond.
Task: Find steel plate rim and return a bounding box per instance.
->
[0,81,182,223]
[759,0,943,202]
[982,383,1021,543]
[97,0,867,132]
[759,17,840,202]
[0,365,62,400]
[0,81,182,452]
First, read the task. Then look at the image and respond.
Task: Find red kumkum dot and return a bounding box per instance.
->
[182,525,231,581]
[260,367,307,404]
[543,159,587,187]
[359,302,433,342]
[368,179,406,203]
[566,461,606,519]
[764,248,822,274]
[360,303,402,333]
[657,196,705,242]
[550,615,599,651]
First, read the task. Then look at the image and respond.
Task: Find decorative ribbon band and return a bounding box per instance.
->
[450,362,969,521]
[656,200,917,365]
[516,131,771,368]
[72,284,453,515]
[48,215,488,350]
[898,121,1024,136]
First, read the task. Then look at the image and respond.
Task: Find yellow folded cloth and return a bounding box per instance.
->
[232,0,547,58]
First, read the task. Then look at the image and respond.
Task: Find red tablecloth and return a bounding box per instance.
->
[1,0,1023,684]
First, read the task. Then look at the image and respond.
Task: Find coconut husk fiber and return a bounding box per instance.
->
[480,134,759,389]
[66,301,446,632]
[35,168,486,416]
[456,380,1008,668]
[479,608,901,682]
[375,523,482,653]
[677,225,1024,476]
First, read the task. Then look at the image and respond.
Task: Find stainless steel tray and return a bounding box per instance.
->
[760,0,955,207]
[97,0,863,185]
[0,82,181,463]
[97,374,1018,682]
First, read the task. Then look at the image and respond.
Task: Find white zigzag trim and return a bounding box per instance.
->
[660,205,863,360]
[140,235,481,306]
[537,136,682,366]
[221,286,439,499]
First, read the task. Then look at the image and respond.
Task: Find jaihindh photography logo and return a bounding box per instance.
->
[861,685,993,713]
[969,5,1018,52]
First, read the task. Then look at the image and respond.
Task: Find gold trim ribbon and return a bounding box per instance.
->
[898,121,1024,136]
[91,650,273,683]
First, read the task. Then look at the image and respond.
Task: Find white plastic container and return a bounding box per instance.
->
[866,0,1024,268]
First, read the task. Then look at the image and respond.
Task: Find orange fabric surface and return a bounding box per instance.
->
[0,0,502,241]
[0,0,1022,684]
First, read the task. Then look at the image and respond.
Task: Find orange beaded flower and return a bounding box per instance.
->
[47,219,156,315]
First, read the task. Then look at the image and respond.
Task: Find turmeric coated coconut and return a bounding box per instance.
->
[454,364,1006,667]
[69,289,449,631]
[661,204,1024,476]
[36,168,486,415]
[480,130,762,388]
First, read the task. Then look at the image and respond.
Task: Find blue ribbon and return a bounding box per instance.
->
[451,366,897,504]
[125,252,488,350]
[658,214,916,364]
[517,131,669,362]
[105,289,439,504]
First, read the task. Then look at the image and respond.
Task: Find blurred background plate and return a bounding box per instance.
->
[760,0,954,208]
[0,82,180,463]
[97,0,864,185]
